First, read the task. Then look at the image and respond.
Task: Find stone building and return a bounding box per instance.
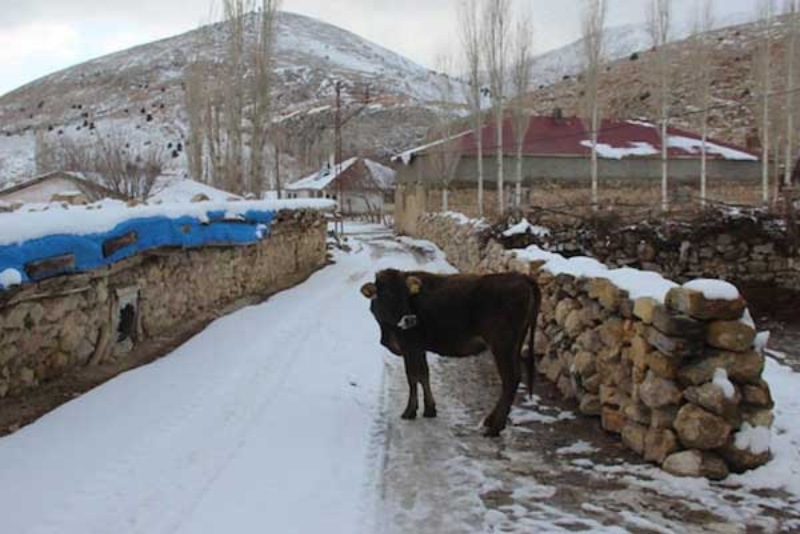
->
[393,114,763,231]
[0,171,123,205]
[285,157,395,215]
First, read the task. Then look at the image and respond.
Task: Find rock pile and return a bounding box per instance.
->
[415,212,774,479]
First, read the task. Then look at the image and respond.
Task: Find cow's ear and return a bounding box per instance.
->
[406,276,422,295]
[360,282,377,299]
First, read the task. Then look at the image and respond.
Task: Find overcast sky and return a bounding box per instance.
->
[0,0,760,97]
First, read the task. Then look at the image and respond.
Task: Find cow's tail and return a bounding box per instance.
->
[525,277,541,399]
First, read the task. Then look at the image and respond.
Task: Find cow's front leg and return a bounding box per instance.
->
[419,355,437,418]
[401,353,420,420]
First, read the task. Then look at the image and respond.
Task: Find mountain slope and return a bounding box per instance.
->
[0,12,455,188]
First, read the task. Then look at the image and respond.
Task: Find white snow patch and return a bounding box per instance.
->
[683,279,741,301]
[667,135,758,161]
[580,140,659,160]
[0,268,22,289]
[513,245,679,302]
[556,441,599,455]
[392,131,470,165]
[149,177,240,203]
[502,218,550,238]
[712,368,736,400]
[754,331,770,353]
[734,423,772,455]
[510,482,557,500]
[740,308,756,329]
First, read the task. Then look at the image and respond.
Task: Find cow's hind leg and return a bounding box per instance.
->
[483,340,522,437]
[420,355,437,418]
[401,352,421,420]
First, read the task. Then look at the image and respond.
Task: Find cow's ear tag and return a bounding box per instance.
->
[360,282,377,299]
[406,276,422,295]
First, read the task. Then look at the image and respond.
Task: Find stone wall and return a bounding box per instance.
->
[509,210,800,292]
[413,212,774,479]
[0,209,328,399]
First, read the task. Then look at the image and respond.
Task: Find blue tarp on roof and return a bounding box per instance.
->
[0,209,276,287]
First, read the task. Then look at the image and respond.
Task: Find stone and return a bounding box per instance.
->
[59,312,88,353]
[662,450,729,480]
[718,430,771,473]
[557,375,576,399]
[684,383,741,423]
[583,374,601,394]
[622,423,648,454]
[564,309,589,337]
[600,385,628,407]
[555,298,579,326]
[678,350,765,386]
[646,327,702,359]
[633,297,657,324]
[19,367,35,386]
[579,394,602,415]
[588,278,625,311]
[647,351,680,380]
[573,351,596,376]
[601,407,627,434]
[623,400,651,425]
[651,305,706,339]
[706,321,756,353]
[44,294,82,322]
[639,370,682,409]
[644,428,679,464]
[576,329,603,353]
[630,336,651,370]
[665,287,746,321]
[674,404,732,450]
[741,381,774,408]
[191,193,211,202]
[741,408,775,429]
[598,318,625,348]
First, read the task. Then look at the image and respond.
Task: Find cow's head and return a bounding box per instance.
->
[361,269,422,331]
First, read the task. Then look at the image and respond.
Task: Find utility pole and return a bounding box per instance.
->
[335,81,344,235]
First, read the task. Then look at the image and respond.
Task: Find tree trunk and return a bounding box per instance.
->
[661,115,669,212]
[477,115,484,217]
[515,138,523,207]
[591,107,599,211]
[701,108,708,207]
[496,106,504,214]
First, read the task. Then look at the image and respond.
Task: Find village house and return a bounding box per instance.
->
[392,113,763,232]
[0,171,124,206]
[285,157,395,215]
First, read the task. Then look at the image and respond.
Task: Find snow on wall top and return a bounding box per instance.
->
[285,157,358,191]
[0,198,334,289]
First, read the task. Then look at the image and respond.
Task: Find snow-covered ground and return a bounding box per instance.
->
[1,223,799,533]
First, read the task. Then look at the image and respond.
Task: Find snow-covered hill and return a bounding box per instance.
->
[0,12,457,189]
[532,11,757,87]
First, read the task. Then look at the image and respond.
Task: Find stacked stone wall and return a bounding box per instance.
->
[414,212,774,479]
[0,209,328,398]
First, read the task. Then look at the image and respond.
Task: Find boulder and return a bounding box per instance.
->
[646,327,702,359]
[645,351,680,380]
[598,318,625,348]
[706,320,756,353]
[644,428,679,464]
[684,382,741,423]
[601,407,627,434]
[579,394,602,416]
[678,350,765,386]
[674,404,732,450]
[651,305,706,339]
[665,287,746,321]
[718,424,771,473]
[741,381,774,409]
[555,298,579,327]
[573,351,596,377]
[639,370,682,409]
[662,450,730,480]
[633,297,657,324]
[622,423,648,454]
[588,278,625,311]
[649,405,679,430]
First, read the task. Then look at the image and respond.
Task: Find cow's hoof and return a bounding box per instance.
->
[483,427,503,438]
[423,406,437,418]
[401,410,417,420]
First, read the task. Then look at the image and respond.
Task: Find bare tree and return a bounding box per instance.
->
[510,9,533,208]
[249,0,280,196]
[755,0,775,204]
[483,0,512,214]
[184,59,207,183]
[429,55,463,211]
[581,0,607,211]
[458,0,486,216]
[647,0,673,211]
[690,0,714,207]
[784,0,800,188]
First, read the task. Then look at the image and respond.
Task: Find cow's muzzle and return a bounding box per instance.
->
[397,314,418,330]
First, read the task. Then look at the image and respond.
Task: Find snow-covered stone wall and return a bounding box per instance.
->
[0,208,328,399]
[413,212,775,480]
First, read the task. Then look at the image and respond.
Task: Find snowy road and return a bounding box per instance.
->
[0,223,453,534]
[2,223,800,534]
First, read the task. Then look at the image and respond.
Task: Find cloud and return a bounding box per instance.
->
[0,21,81,65]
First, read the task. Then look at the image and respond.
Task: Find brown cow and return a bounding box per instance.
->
[360,269,541,436]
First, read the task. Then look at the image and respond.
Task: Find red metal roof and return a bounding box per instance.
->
[451,115,760,161]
